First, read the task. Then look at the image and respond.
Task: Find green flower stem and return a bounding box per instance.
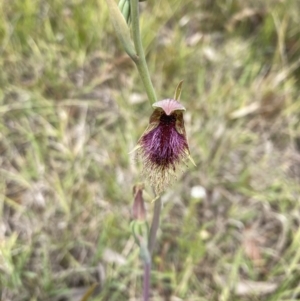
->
[148,197,162,255]
[143,260,151,301]
[139,236,151,301]
[130,0,157,105]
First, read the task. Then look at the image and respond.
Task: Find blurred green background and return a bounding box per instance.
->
[1,0,300,300]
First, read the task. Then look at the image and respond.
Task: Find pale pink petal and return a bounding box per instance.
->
[152,99,186,116]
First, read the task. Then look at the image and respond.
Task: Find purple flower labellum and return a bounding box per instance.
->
[136,99,191,194]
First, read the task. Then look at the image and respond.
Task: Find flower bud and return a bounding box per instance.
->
[105,0,137,60]
[132,184,146,221]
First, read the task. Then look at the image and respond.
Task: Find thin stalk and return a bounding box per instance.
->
[130,0,157,105]
[129,1,162,299]
[143,261,151,301]
[148,196,162,254]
